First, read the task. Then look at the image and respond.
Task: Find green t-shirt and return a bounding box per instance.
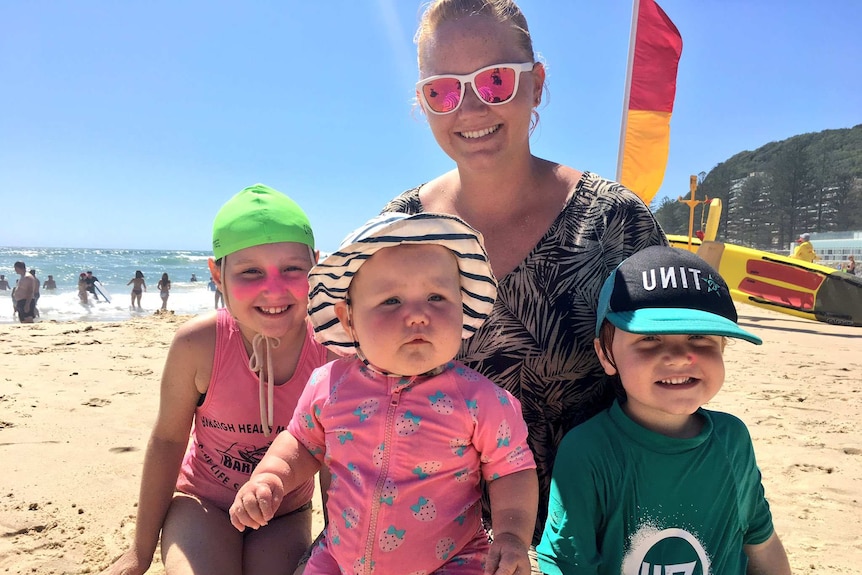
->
[537,401,774,575]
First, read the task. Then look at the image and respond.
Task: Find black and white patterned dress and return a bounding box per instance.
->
[382,171,668,543]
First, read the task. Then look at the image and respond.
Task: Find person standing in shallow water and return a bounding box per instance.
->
[379,0,667,554]
[12,262,37,323]
[157,273,171,311]
[127,270,147,310]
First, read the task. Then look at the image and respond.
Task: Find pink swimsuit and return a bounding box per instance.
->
[288,359,535,574]
[176,308,328,512]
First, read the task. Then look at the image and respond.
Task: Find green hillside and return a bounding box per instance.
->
[654,124,862,250]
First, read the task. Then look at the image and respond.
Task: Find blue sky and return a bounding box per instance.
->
[1,1,860,252]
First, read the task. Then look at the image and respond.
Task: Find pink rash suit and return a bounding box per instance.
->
[176,308,328,513]
[288,358,536,575]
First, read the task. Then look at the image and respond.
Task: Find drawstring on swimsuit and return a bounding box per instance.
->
[221,258,281,437]
[248,332,281,437]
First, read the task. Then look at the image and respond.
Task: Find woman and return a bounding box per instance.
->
[127,270,147,310]
[157,272,171,311]
[100,185,333,575]
[382,0,667,548]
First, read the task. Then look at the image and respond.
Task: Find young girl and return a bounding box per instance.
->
[537,246,791,575]
[230,212,538,575]
[101,184,332,575]
[157,272,171,311]
[127,270,147,310]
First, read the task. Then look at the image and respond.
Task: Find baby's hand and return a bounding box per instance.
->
[228,473,284,531]
[485,531,530,575]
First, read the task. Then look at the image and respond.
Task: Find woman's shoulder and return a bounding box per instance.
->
[381,185,423,214]
[576,171,643,202]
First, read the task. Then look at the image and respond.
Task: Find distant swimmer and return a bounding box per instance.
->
[208,275,223,309]
[157,272,171,311]
[29,270,40,318]
[85,271,101,300]
[127,270,147,311]
[43,275,57,290]
[190,273,198,282]
[0,275,9,290]
[13,262,37,323]
[78,273,89,304]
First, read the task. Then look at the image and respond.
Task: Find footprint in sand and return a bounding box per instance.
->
[82,398,111,407]
[792,462,835,474]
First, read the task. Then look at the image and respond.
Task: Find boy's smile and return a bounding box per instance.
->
[596,331,726,438]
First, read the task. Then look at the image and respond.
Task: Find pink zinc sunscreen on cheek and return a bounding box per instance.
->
[228,271,310,301]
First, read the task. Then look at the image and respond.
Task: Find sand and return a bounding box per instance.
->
[1,305,860,574]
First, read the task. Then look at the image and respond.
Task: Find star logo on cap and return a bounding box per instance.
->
[704,275,721,294]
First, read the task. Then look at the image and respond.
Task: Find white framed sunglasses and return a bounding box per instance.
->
[416,62,535,115]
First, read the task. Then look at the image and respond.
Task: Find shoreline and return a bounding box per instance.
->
[1,305,860,573]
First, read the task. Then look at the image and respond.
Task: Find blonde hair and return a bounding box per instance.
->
[415,0,535,69]
[415,0,544,130]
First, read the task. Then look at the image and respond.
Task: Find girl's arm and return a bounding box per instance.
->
[485,469,539,575]
[745,531,792,575]
[99,317,213,575]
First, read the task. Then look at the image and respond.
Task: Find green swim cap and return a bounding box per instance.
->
[212,184,314,260]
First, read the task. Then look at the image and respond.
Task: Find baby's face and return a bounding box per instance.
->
[343,244,463,375]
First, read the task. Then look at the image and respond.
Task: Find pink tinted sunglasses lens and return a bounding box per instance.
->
[421,66,519,114]
[474,66,518,104]
[421,77,463,114]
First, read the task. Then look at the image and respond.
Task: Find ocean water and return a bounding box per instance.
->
[0,246,219,324]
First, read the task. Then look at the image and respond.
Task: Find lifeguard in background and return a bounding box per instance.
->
[792,233,817,263]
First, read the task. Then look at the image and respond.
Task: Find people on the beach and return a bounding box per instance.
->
[208,275,224,309]
[846,255,857,275]
[99,184,331,575]
[0,274,9,291]
[78,273,89,305]
[538,247,792,574]
[85,271,101,300]
[156,273,171,311]
[231,212,538,574]
[12,262,37,323]
[381,0,667,551]
[792,232,817,262]
[127,270,147,310]
[29,270,40,318]
[42,275,57,291]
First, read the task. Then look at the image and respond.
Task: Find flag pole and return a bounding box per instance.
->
[616,0,640,182]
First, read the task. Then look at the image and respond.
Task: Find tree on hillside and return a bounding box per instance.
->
[654,196,689,235]
[698,162,734,239]
[653,124,862,250]
[768,140,814,243]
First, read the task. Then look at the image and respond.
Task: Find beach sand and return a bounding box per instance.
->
[1,305,860,574]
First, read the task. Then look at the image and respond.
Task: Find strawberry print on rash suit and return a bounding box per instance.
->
[287,358,535,575]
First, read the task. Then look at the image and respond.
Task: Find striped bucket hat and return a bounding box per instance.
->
[308,212,498,356]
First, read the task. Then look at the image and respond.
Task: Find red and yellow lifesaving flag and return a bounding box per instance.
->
[616,0,683,205]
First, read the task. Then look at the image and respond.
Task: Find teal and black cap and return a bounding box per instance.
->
[595,246,762,345]
[212,184,314,260]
